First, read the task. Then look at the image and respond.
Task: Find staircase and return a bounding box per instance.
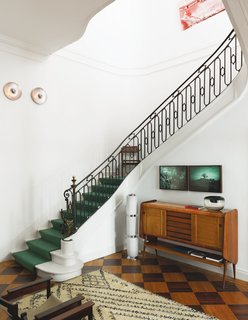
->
[12,30,243,280]
[12,219,63,273]
[12,177,124,279]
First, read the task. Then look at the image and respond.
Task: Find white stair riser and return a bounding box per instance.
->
[37,269,82,282]
[51,253,78,266]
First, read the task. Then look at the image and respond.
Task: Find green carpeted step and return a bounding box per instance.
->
[12,249,48,273]
[26,238,60,260]
[77,215,90,226]
[99,177,124,186]
[83,192,110,204]
[76,210,94,226]
[91,184,118,194]
[39,228,63,247]
[76,201,99,213]
[60,209,92,221]
[59,209,92,230]
[51,218,64,232]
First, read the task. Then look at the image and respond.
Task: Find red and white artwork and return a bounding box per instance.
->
[179,0,225,30]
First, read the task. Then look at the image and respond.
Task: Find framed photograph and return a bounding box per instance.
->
[189,165,222,193]
[159,166,188,191]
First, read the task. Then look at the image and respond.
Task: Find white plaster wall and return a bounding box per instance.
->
[0,0,233,261]
[0,43,217,261]
[133,82,248,280]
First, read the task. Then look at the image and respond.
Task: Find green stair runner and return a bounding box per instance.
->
[51,218,64,231]
[12,177,124,273]
[12,225,63,273]
[39,228,63,247]
[27,239,60,260]
[13,250,48,273]
[61,177,125,228]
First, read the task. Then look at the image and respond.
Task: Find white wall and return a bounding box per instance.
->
[134,80,248,280]
[0,44,209,261]
[0,0,232,261]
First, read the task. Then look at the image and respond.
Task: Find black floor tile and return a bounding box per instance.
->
[160,265,182,273]
[167,282,192,292]
[103,259,122,266]
[195,292,225,305]
[1,266,24,275]
[229,305,248,320]
[143,273,165,282]
[184,272,208,281]
[122,266,141,273]
[13,274,36,283]
[188,305,204,313]
[0,284,8,295]
[211,281,240,292]
[82,266,101,273]
[141,258,159,265]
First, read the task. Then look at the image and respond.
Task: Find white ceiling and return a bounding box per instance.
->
[0,0,235,68]
[63,0,232,69]
[0,0,114,54]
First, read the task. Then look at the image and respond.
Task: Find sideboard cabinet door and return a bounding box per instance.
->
[142,208,166,237]
[193,214,224,250]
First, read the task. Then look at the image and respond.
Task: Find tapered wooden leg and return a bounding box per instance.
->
[155,249,158,256]
[233,263,236,279]
[89,310,93,320]
[223,260,227,289]
[142,243,146,259]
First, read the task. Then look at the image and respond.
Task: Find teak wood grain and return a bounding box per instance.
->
[140,201,238,287]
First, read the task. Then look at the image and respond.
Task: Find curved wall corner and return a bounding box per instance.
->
[223,0,248,65]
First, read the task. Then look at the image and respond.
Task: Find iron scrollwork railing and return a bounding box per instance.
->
[64,29,243,234]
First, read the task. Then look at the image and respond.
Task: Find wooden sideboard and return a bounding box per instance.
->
[139,201,238,287]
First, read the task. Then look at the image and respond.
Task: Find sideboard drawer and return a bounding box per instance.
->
[166,211,192,242]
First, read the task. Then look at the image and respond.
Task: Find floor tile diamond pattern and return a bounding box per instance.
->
[0,251,248,320]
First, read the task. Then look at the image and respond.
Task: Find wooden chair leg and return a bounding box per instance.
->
[233,263,236,279]
[223,260,227,289]
[142,245,146,260]
[89,311,93,320]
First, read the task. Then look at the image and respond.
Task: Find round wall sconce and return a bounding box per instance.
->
[31,87,47,105]
[3,82,22,100]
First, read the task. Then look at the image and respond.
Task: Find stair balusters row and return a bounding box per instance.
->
[63,29,243,235]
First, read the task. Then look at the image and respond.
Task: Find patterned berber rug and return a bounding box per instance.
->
[18,269,218,320]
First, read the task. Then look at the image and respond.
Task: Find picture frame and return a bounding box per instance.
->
[159,165,188,191]
[188,165,222,193]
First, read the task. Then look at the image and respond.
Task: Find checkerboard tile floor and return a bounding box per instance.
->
[1,251,248,320]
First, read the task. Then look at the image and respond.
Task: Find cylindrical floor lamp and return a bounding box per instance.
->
[126,194,138,259]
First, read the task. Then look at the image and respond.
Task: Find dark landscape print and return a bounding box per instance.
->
[189,165,222,192]
[160,166,188,190]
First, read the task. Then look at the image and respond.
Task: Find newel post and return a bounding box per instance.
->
[71,176,77,233]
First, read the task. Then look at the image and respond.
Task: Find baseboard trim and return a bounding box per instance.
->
[143,246,248,282]
[81,244,125,264]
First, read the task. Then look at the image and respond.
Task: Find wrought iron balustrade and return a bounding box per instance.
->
[64,29,243,234]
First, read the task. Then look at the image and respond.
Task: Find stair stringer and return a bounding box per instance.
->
[68,175,136,263]
[67,64,247,264]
